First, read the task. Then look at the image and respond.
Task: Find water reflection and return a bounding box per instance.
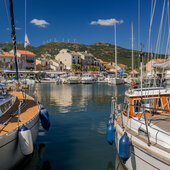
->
[36,83,128,114]
[16,143,51,170]
[22,83,129,170]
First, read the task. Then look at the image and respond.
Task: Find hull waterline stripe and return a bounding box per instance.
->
[131,152,160,170]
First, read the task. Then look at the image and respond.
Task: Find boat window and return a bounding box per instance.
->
[166,97,170,109]
[133,98,163,113]
[123,97,129,111]
[0,99,13,113]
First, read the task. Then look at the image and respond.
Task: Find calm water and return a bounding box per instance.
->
[19,83,129,170]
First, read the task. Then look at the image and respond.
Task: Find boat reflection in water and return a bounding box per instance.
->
[24,83,129,170]
[36,83,127,114]
[16,143,51,170]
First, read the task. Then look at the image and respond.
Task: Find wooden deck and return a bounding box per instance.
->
[0,92,39,135]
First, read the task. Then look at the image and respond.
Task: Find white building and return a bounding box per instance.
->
[0,51,14,70]
[55,49,100,71]
[55,49,82,70]
[36,58,64,71]
[9,50,36,71]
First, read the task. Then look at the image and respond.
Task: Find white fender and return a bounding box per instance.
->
[19,126,33,155]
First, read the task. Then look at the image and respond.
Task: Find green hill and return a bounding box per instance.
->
[0,41,156,69]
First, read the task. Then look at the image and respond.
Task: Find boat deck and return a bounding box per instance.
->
[116,114,170,153]
[149,115,170,133]
[0,92,39,135]
[116,114,170,164]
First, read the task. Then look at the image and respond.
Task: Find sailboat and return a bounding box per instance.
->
[124,23,140,85]
[108,50,170,169]
[0,0,50,169]
[108,24,124,85]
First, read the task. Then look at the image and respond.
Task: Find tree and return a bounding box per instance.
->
[72,64,81,71]
[89,66,99,71]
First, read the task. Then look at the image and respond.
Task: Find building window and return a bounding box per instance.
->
[72,59,75,64]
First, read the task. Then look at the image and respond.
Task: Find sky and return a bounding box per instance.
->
[0,0,169,54]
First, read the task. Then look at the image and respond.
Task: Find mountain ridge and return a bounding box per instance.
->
[0,41,148,68]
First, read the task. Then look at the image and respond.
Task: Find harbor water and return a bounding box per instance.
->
[19,83,128,170]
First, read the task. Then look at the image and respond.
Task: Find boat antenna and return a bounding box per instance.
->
[9,0,19,82]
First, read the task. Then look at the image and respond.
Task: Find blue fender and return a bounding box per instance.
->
[39,108,50,131]
[119,132,131,163]
[106,124,115,145]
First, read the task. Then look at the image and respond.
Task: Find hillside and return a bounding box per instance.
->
[0,41,151,68]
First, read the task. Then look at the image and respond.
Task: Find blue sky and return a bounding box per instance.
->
[0,0,169,54]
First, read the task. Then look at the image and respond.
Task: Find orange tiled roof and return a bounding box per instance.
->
[118,64,127,68]
[103,61,109,64]
[17,50,36,56]
[0,52,14,57]
[97,59,104,63]
[152,59,165,62]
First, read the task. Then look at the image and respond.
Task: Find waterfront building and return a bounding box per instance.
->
[55,49,82,70]
[36,57,64,71]
[7,50,36,71]
[146,59,165,72]
[0,51,14,70]
[97,59,106,71]
[55,49,106,71]
[117,64,127,73]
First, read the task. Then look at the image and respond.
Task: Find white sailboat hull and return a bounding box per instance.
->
[108,78,124,85]
[0,113,39,170]
[67,76,80,84]
[115,124,170,170]
[165,78,170,85]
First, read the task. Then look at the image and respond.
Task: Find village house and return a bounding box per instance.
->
[104,62,127,73]
[55,49,105,71]
[0,49,36,71]
[79,51,96,71]
[146,59,166,72]
[36,58,64,71]
[9,50,36,71]
[0,50,14,70]
[55,49,82,70]
[117,64,128,73]
[97,59,106,71]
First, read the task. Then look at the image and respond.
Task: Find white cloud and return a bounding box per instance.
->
[30,19,49,28]
[90,18,123,26]
[6,27,21,30]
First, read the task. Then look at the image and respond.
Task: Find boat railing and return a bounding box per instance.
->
[112,99,170,146]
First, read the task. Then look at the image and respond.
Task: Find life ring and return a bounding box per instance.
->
[131,81,136,89]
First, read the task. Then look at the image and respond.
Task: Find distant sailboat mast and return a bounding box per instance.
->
[132,22,134,72]
[114,24,117,78]
[24,0,29,49]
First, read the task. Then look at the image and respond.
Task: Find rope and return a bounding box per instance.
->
[0,101,27,131]
[155,0,166,59]
[4,0,11,31]
[148,0,157,61]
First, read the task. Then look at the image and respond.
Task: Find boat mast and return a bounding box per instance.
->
[9,0,19,82]
[132,22,134,73]
[25,0,26,50]
[140,44,144,97]
[114,24,117,78]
